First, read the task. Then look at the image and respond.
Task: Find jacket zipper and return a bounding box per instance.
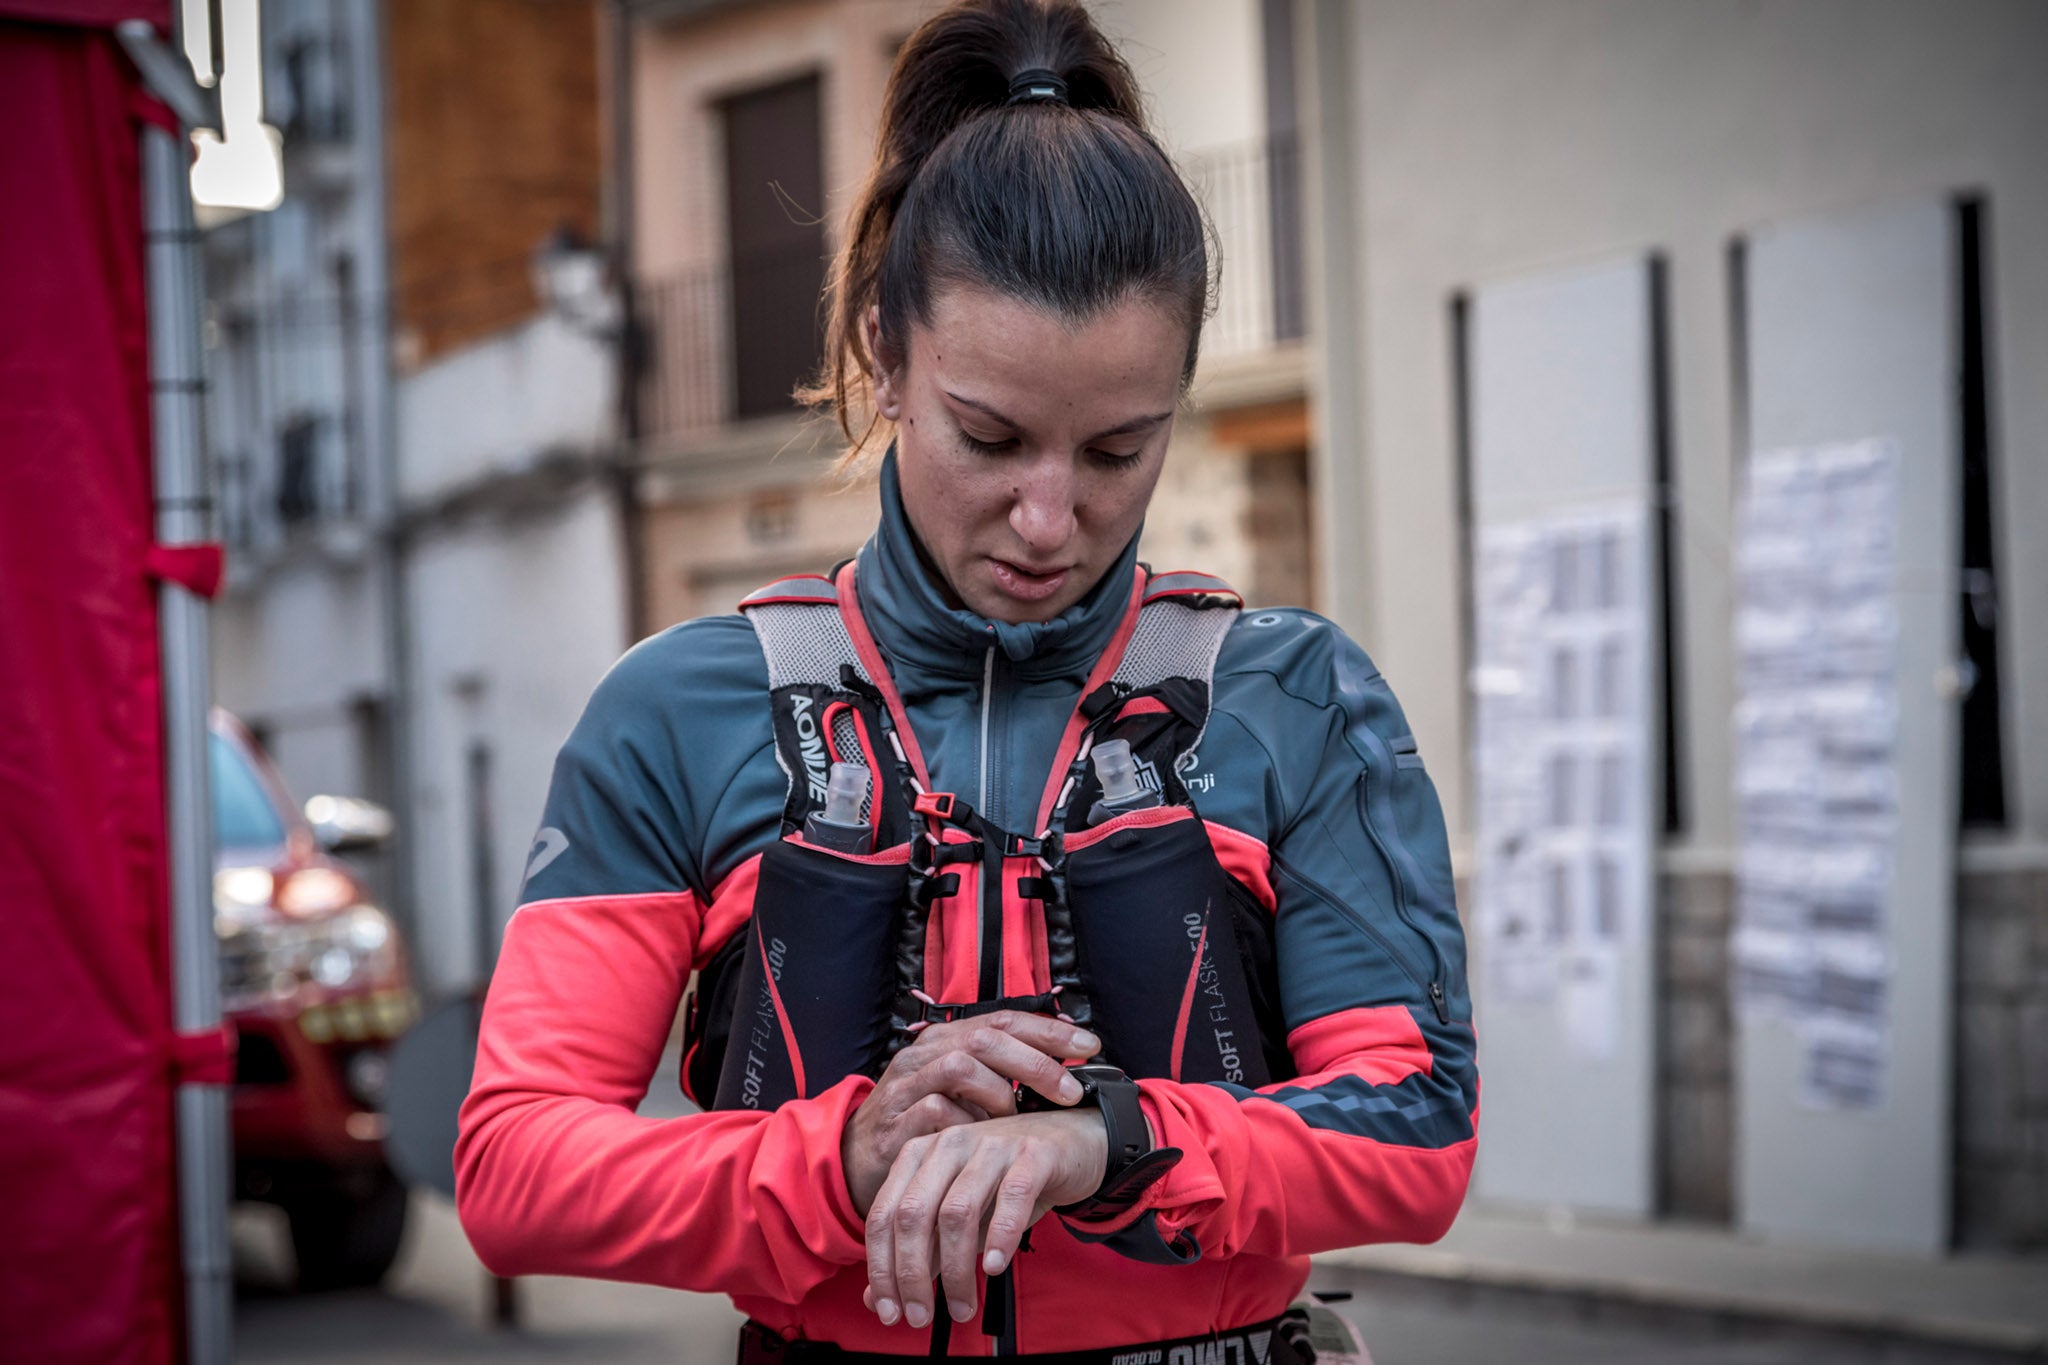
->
[976,645,1003,998]
[978,646,996,814]
[1355,765,1451,1024]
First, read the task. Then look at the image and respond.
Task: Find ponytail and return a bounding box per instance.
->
[805,0,1211,463]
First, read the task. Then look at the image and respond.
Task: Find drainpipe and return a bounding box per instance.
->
[1297,0,1374,643]
[609,0,648,643]
[352,0,420,959]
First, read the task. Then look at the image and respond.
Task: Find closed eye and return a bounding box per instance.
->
[958,430,1020,456]
[1089,446,1146,468]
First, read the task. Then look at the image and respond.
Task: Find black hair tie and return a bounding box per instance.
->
[1006,67,1068,106]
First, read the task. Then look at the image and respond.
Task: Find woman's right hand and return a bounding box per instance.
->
[842,1012,1099,1216]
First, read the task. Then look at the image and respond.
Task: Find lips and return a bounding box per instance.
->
[988,557,1070,603]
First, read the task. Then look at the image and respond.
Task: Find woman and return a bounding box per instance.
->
[455,0,1477,1358]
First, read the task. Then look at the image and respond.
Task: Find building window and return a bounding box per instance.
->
[276,415,321,526]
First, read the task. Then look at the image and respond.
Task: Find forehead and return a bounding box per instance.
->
[909,285,1186,425]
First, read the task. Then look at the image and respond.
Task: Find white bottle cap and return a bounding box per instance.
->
[822,761,869,826]
[1091,738,1144,806]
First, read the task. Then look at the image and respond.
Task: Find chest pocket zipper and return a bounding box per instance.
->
[1338,717,1453,1024]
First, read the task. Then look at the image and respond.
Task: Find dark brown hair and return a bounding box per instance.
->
[807,0,1211,460]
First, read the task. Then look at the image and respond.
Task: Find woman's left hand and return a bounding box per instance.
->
[861,1108,1106,1331]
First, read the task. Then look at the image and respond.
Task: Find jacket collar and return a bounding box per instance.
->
[855,450,1140,682]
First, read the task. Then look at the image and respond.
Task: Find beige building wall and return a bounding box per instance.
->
[1092,0,1265,159]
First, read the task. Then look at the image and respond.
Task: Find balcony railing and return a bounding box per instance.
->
[636,241,827,443]
[633,132,1306,445]
[1184,131,1306,363]
[636,261,733,440]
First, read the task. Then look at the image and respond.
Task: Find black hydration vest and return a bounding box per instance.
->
[680,563,1294,1110]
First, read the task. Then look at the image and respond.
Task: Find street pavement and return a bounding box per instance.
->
[232,1192,1999,1365]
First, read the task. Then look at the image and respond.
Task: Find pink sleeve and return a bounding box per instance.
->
[454,890,871,1301]
[1091,1005,1476,1260]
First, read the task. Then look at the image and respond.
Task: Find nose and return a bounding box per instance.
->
[1007,453,1079,558]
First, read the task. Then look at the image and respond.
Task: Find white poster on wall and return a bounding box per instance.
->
[1473,501,1652,1060]
[1732,438,1900,1110]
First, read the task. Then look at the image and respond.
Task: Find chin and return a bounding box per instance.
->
[966,582,1084,626]
[963,591,1053,625]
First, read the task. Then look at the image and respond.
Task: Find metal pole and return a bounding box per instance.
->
[142,122,233,1365]
[609,0,648,644]
[352,0,422,970]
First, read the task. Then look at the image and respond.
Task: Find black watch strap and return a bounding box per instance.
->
[1020,1063,1182,1221]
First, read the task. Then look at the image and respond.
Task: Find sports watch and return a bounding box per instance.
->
[1019,1063,1183,1221]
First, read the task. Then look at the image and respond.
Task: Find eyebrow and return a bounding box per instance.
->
[943,390,1173,443]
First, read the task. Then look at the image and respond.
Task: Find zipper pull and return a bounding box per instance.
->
[1429,981,1449,1025]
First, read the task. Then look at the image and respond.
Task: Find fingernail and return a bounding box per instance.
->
[905,1303,930,1329]
[1070,1030,1099,1054]
[984,1249,1007,1275]
[1059,1073,1083,1102]
[950,1298,976,1322]
[877,1298,899,1325]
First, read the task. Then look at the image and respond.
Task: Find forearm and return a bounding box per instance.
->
[457,1073,872,1297]
[454,890,870,1300]
[1078,1007,1478,1262]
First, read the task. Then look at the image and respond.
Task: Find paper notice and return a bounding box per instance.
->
[1472,503,1651,1062]
[1732,440,1899,1109]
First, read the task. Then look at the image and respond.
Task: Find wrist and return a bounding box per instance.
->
[1019,1064,1180,1221]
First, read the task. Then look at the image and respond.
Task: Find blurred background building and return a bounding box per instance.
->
[205,0,628,993]
[198,0,2044,1304]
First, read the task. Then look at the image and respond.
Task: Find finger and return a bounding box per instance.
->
[938,1144,1015,1320]
[971,1010,1102,1063]
[913,1010,1099,1066]
[958,1025,1089,1106]
[909,1047,1026,1117]
[885,1130,975,1331]
[864,1134,928,1327]
[980,1138,1055,1278]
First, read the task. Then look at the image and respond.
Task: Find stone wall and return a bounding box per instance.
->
[1646,863,2048,1250]
[1954,865,2048,1250]
[1656,870,1735,1223]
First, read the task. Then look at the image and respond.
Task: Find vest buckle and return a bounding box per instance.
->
[913,790,961,823]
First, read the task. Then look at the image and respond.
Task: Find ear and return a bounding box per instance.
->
[866,306,904,422]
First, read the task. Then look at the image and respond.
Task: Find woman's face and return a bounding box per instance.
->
[873,285,1186,624]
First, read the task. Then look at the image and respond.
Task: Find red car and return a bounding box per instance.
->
[210,710,419,1289]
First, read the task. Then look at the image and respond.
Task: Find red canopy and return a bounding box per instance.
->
[0,5,185,1361]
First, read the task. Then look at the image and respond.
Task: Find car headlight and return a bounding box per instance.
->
[219,904,400,1008]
